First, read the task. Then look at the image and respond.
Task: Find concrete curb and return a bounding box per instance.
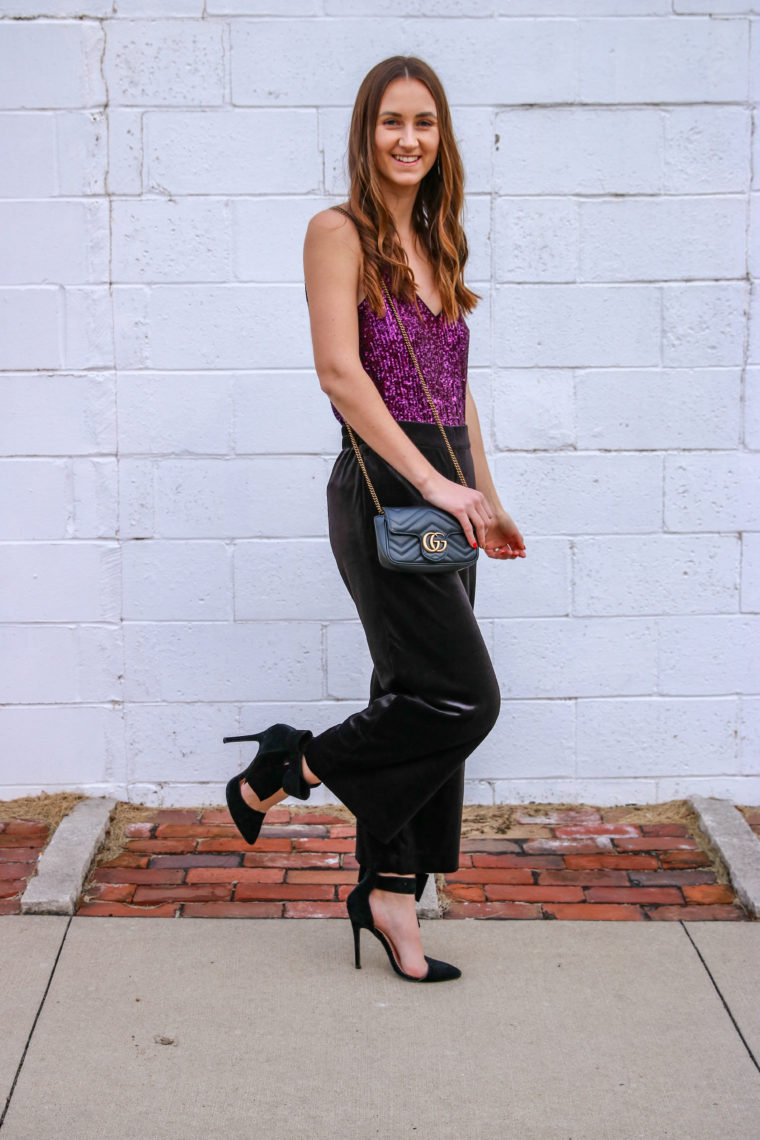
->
[417,873,442,919]
[21,797,117,915]
[688,795,760,919]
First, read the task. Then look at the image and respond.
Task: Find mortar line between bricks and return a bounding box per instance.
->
[0,915,74,1130]
[681,920,760,1078]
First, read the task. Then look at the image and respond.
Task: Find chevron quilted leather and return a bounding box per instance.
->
[374,506,478,573]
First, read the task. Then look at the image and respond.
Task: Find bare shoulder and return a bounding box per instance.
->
[305,205,361,250]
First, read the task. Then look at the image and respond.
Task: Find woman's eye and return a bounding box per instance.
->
[380,117,435,128]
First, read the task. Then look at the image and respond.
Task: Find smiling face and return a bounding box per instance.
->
[373,76,440,198]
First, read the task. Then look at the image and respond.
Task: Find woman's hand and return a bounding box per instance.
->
[483,509,526,560]
[421,472,494,550]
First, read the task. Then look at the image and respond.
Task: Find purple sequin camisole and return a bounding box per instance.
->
[331,292,470,428]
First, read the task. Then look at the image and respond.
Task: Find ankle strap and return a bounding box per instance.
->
[373,874,417,895]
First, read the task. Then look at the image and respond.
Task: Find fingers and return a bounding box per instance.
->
[455,492,491,550]
[487,542,526,560]
[473,509,490,550]
[429,481,493,551]
[461,514,480,550]
[472,500,493,550]
[477,495,494,549]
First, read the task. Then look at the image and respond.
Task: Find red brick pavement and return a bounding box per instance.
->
[0,819,50,914]
[739,806,760,843]
[73,805,756,920]
[442,807,750,921]
[77,808,356,918]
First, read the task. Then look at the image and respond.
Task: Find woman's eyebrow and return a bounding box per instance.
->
[379,109,438,118]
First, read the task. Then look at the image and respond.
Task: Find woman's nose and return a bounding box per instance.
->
[397,124,418,148]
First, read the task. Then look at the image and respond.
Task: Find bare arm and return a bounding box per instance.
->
[303,209,493,548]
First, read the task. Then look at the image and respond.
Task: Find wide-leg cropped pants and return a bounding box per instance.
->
[303,421,501,874]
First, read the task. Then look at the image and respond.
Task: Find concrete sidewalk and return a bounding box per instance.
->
[2,917,759,1138]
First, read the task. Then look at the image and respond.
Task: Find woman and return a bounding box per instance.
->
[224,56,525,982]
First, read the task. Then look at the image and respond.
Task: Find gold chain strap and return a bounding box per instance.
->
[345,422,384,515]
[345,284,468,516]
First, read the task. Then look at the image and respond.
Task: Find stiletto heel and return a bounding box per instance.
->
[352,920,362,969]
[222,723,314,846]
[346,871,461,983]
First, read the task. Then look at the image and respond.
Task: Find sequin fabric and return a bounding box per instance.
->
[331,293,470,427]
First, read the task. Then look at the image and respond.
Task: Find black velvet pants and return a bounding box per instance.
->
[303,422,501,874]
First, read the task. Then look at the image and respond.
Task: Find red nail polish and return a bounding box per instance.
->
[472,542,478,549]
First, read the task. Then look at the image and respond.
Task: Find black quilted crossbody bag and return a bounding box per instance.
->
[345,287,478,575]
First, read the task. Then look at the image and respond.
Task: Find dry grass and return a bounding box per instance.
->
[94,800,158,867]
[456,798,702,835]
[296,799,710,834]
[290,803,355,820]
[0,791,86,831]
[0,792,156,867]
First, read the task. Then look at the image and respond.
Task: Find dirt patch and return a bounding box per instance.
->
[460,805,513,836]
[290,803,355,820]
[456,799,701,835]
[94,800,161,867]
[292,801,699,833]
[0,791,86,832]
[0,792,157,868]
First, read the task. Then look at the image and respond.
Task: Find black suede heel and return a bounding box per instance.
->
[346,871,461,983]
[223,723,314,846]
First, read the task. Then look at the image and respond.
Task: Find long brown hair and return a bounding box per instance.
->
[345,56,478,323]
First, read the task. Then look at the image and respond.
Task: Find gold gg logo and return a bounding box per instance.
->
[422,530,447,553]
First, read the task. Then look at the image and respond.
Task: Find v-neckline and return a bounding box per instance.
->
[416,294,443,319]
[359,293,444,319]
[357,291,442,319]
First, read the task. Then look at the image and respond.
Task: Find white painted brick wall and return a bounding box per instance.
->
[0,20,106,109]
[572,535,740,615]
[494,284,662,367]
[233,541,358,621]
[1,5,758,809]
[575,369,742,450]
[1,373,116,455]
[0,200,109,283]
[0,625,121,705]
[659,616,760,696]
[576,697,738,778]
[0,543,121,622]
[121,540,233,622]
[123,621,323,703]
[742,533,760,613]
[664,454,760,531]
[493,617,659,699]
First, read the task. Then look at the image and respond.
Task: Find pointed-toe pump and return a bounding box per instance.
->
[346,871,461,983]
[222,723,314,846]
